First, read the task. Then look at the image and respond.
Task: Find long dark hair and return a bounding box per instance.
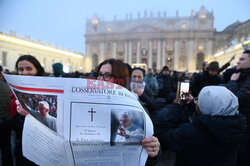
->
[15,55,45,76]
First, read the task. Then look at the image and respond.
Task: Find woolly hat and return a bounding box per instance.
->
[162,66,169,71]
[148,68,153,75]
[208,61,219,71]
[52,63,63,77]
[198,86,239,116]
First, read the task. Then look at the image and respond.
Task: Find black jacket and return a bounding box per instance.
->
[139,86,157,116]
[227,69,250,115]
[157,74,176,99]
[223,66,237,84]
[0,78,12,119]
[191,71,222,97]
[154,104,247,166]
[227,68,250,139]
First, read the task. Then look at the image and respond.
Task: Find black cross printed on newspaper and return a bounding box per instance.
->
[88,108,96,122]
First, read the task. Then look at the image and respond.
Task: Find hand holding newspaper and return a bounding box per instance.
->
[3,73,154,166]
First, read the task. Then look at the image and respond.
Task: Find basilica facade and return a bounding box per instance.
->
[85,6,215,72]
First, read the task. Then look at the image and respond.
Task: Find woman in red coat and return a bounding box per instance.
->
[8,55,44,166]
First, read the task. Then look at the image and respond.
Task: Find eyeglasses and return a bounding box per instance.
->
[96,73,114,81]
[194,97,198,104]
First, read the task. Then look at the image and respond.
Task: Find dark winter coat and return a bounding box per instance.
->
[154,104,247,166]
[191,71,223,97]
[227,68,250,125]
[139,86,157,116]
[157,74,176,99]
[227,68,250,166]
[0,78,11,119]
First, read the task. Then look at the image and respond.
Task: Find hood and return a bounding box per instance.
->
[52,63,63,77]
[193,114,247,145]
[198,86,239,116]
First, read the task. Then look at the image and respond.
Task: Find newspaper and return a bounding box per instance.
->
[3,73,154,166]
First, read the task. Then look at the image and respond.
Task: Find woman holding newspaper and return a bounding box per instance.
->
[10,55,45,166]
[18,58,160,164]
[95,59,160,160]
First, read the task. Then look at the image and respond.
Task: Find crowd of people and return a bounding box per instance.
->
[0,49,249,166]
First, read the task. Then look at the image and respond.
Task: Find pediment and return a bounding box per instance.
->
[126,24,163,33]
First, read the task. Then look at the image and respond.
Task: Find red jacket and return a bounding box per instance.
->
[9,93,17,118]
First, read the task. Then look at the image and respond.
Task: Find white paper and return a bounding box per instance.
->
[3,73,154,166]
[22,114,70,166]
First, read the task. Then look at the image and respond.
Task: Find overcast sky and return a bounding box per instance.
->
[0,0,249,54]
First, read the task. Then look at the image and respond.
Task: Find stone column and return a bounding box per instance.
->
[157,40,161,71]
[161,40,166,67]
[113,41,117,59]
[187,40,195,72]
[124,41,128,63]
[148,40,152,69]
[128,41,132,64]
[136,41,140,63]
[86,43,92,71]
[174,40,180,70]
[99,42,105,64]
[206,39,213,57]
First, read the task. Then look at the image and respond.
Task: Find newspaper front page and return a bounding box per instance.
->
[3,73,154,166]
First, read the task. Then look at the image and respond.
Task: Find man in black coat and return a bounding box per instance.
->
[0,68,13,166]
[154,86,246,166]
[227,49,250,166]
[156,66,176,103]
[191,61,223,97]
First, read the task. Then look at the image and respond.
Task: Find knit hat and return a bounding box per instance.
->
[52,63,63,77]
[198,86,239,116]
[208,61,219,71]
[148,68,153,75]
[162,66,169,71]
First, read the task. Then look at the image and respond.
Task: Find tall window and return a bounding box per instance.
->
[199,20,206,28]
[167,39,174,51]
[181,41,186,49]
[182,23,187,29]
[118,41,124,52]
[141,40,148,49]
[152,40,157,51]
[92,54,98,68]
[132,41,137,52]
[196,52,205,71]
[107,43,112,58]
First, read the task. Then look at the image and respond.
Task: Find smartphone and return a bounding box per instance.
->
[177,82,190,102]
[180,82,190,102]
